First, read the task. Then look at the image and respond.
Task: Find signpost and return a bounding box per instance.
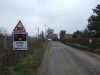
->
[89,38,92,49]
[13,20,28,50]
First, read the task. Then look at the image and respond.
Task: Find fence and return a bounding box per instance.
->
[0,35,45,65]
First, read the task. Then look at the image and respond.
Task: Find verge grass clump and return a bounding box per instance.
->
[0,36,48,75]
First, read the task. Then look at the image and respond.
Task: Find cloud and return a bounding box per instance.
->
[0,0,99,35]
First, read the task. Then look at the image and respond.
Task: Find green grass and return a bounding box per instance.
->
[63,42,89,50]
[0,41,48,75]
[12,42,47,75]
[62,41,100,54]
[68,42,88,48]
[0,65,11,75]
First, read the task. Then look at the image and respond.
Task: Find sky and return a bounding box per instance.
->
[0,0,99,36]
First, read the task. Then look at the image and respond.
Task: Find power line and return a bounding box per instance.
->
[3,0,22,19]
[3,0,41,25]
[2,0,43,36]
[3,0,40,27]
[0,1,20,24]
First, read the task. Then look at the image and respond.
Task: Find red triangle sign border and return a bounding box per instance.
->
[13,20,26,32]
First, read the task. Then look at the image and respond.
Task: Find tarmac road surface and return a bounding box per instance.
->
[37,41,100,75]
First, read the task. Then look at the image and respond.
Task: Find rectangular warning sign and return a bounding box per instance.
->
[13,32,28,50]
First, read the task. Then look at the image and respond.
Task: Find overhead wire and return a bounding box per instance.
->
[0,1,17,24]
[2,0,40,31]
[0,0,23,28]
[3,0,22,19]
[4,0,40,29]
[1,0,45,36]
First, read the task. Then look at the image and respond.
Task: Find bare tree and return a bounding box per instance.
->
[0,27,7,35]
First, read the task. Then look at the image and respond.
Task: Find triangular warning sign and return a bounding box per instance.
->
[13,20,26,32]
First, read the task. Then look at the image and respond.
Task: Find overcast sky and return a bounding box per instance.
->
[0,0,99,36]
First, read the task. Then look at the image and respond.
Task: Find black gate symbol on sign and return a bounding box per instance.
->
[14,34,26,41]
[17,27,23,30]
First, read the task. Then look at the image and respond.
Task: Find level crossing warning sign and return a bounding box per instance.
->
[13,20,28,50]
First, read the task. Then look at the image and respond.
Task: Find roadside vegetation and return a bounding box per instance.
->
[61,38,100,54]
[60,4,100,54]
[0,36,48,75]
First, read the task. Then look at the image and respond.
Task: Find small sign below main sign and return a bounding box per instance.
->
[13,20,28,50]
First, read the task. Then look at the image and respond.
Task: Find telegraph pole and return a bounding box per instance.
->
[38,27,39,36]
[44,25,47,38]
[33,25,39,37]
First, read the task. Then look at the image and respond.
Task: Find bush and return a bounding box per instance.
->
[0,35,47,75]
[61,38,100,49]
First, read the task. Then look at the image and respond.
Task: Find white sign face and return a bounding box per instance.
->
[13,32,28,50]
[89,38,92,44]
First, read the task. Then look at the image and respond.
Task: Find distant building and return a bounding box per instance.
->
[51,34,58,41]
[65,34,73,39]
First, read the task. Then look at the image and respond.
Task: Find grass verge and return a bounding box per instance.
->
[62,41,100,55]
[0,41,48,75]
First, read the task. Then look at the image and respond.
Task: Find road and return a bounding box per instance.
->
[37,41,100,75]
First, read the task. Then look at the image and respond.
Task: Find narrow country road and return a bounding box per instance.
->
[37,41,100,75]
